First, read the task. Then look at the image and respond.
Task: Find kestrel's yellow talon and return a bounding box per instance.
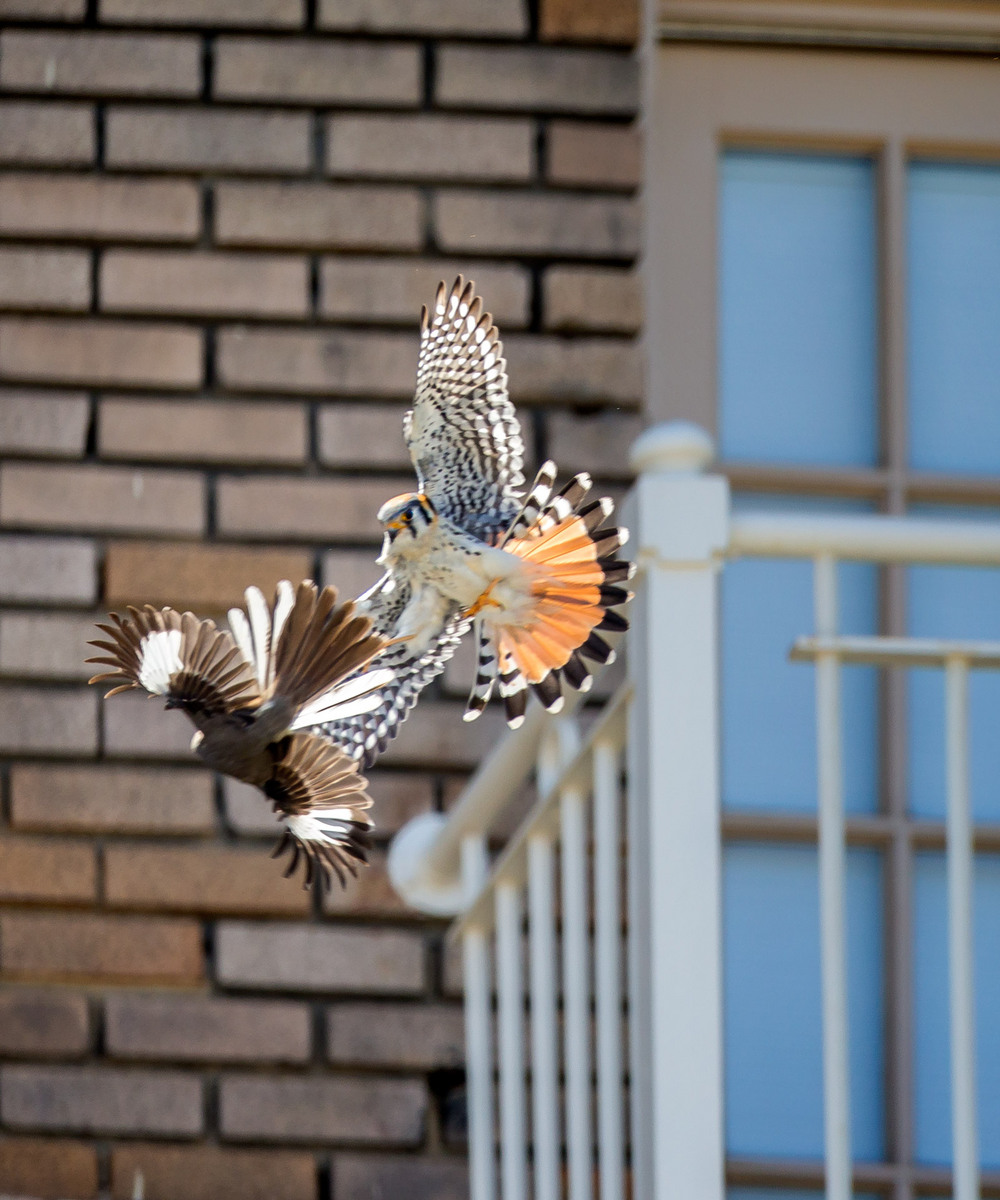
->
[464,580,503,619]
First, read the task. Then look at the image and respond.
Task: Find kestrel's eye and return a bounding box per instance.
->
[402,508,412,523]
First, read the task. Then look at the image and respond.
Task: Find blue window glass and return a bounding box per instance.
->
[724,843,884,1160]
[719,152,877,466]
[723,500,878,813]
[908,162,1000,474]
[913,852,1000,1166]
[907,548,1000,821]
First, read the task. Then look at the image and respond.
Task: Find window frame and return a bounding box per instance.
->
[645,37,1000,1198]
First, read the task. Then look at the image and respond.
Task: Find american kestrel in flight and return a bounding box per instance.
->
[87,581,395,891]
[321,276,633,746]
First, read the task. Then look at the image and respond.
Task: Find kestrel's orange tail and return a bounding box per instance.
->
[464,468,634,728]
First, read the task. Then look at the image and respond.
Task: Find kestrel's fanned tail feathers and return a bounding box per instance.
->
[465,473,635,728]
[86,606,260,712]
[229,582,392,728]
[265,732,374,892]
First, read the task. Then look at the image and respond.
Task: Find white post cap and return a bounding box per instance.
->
[629,420,715,475]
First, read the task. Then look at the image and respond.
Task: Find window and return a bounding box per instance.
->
[649,37,1000,1199]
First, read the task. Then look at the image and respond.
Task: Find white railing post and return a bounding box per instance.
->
[945,655,980,1200]
[813,555,852,1200]
[462,835,496,1200]
[627,421,728,1200]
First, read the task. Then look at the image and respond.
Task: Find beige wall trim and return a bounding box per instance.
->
[658,1,1000,51]
[644,44,1000,431]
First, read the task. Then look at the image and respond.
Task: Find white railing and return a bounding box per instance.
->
[388,421,997,1200]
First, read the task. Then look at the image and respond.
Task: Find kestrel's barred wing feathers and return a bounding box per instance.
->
[87,605,261,714]
[317,570,469,768]
[264,732,374,892]
[405,275,525,542]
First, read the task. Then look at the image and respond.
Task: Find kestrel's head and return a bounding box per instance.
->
[377,492,437,556]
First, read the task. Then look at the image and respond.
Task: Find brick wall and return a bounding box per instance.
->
[0,0,640,1195]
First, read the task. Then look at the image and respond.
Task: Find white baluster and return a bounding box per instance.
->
[813,554,852,1200]
[945,655,980,1200]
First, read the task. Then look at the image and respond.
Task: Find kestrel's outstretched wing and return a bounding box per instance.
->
[266,732,375,893]
[317,570,469,768]
[404,275,525,543]
[86,604,262,722]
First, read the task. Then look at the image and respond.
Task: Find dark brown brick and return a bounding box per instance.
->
[0,1065,203,1136]
[326,114,533,182]
[101,689,201,761]
[0,318,202,389]
[548,120,640,189]
[0,686,96,755]
[101,251,309,318]
[543,265,641,332]
[217,326,414,396]
[216,921,425,994]
[0,535,96,605]
[0,247,90,311]
[540,0,639,44]
[104,541,313,611]
[106,994,310,1063]
[383,699,507,769]
[215,182,421,250]
[0,835,96,903]
[318,0,525,35]
[220,1073,425,1146]
[546,407,642,476]
[333,1153,467,1200]
[318,257,530,325]
[327,1002,463,1069]
[505,334,640,405]
[365,770,436,834]
[437,45,638,114]
[0,389,89,457]
[317,404,411,469]
[11,764,214,834]
[215,37,420,105]
[106,106,311,173]
[221,777,282,836]
[0,174,199,241]
[435,190,638,258]
[1,463,205,535]
[322,849,411,918]
[0,31,200,96]
[0,990,90,1058]
[216,475,396,542]
[318,549,389,606]
[101,0,303,24]
[110,1145,316,1200]
[0,1138,98,1200]
[0,100,93,165]
[0,0,83,15]
[0,0,69,16]
[0,912,203,984]
[4,611,123,680]
[104,844,310,916]
[99,397,308,464]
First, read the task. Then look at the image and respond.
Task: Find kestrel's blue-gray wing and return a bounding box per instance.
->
[404,276,525,544]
